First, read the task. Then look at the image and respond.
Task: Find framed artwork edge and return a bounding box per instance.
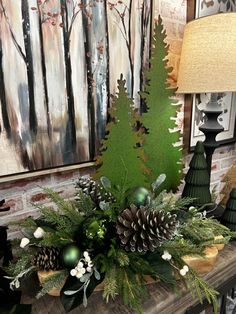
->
[0,161,95,184]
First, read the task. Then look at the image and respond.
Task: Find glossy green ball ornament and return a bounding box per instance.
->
[126,187,151,207]
[61,244,81,268]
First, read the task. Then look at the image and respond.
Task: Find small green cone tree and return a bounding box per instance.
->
[94,74,147,191]
[140,15,182,192]
[221,188,236,231]
[182,141,211,207]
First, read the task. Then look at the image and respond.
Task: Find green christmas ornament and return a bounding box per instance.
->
[126,187,151,207]
[61,244,81,268]
[86,219,106,240]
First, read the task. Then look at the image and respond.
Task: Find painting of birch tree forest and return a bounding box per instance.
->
[0,0,154,176]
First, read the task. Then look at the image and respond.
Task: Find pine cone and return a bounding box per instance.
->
[76,177,114,206]
[116,205,178,252]
[32,247,61,271]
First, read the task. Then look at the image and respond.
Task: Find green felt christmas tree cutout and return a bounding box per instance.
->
[182,141,211,207]
[140,15,182,192]
[94,74,147,191]
[221,188,236,231]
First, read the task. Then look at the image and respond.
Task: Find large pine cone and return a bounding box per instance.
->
[76,177,114,206]
[32,247,61,271]
[116,205,178,252]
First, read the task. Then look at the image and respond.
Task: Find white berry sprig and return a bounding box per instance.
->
[70,251,94,279]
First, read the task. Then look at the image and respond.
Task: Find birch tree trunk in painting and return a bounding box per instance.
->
[60,0,77,163]
[107,0,152,107]
[36,1,52,139]
[81,0,109,157]
[21,1,37,135]
[82,1,96,159]
[140,0,153,113]
[0,38,10,137]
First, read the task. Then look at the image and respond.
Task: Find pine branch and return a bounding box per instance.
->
[187,269,219,314]
[39,206,74,232]
[36,270,68,299]
[180,217,232,244]
[40,231,73,248]
[42,188,82,225]
[162,238,204,258]
[118,268,147,314]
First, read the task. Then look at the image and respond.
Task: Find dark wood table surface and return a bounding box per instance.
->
[21,242,236,314]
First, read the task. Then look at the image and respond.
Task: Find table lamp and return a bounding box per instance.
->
[177,13,236,176]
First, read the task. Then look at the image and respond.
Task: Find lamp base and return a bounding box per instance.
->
[199,93,224,175]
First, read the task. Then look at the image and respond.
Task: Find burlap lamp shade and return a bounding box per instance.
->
[177,13,236,94]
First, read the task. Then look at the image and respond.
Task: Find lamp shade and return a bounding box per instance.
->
[177,13,236,94]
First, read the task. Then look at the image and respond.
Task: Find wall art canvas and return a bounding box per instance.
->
[0,0,153,177]
[189,0,236,149]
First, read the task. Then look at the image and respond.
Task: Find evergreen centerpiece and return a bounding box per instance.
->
[6,179,234,313]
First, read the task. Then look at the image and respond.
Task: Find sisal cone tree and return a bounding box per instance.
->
[140,15,182,192]
[221,188,236,231]
[182,141,211,207]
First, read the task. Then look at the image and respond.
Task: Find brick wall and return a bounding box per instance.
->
[0,0,235,237]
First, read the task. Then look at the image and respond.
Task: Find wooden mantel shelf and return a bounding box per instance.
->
[22,242,236,314]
